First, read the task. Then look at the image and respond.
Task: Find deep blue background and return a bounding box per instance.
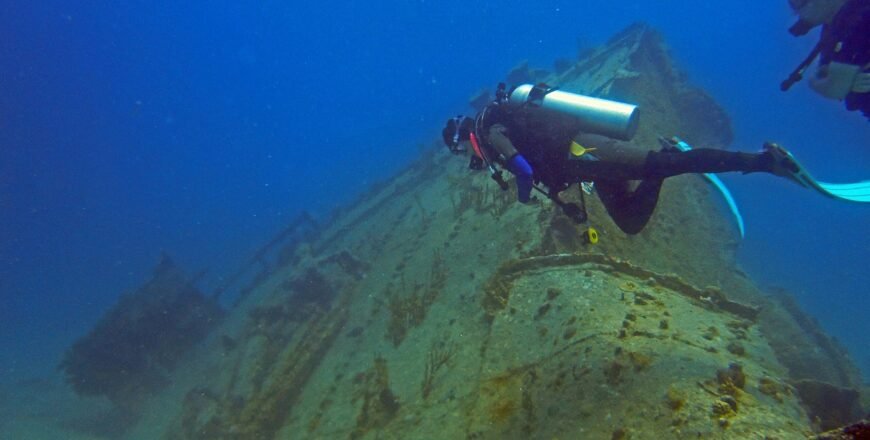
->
[2,1,868,382]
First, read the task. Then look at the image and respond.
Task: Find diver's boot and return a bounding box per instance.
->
[762,142,811,188]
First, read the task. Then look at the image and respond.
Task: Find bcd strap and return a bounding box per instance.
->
[468,131,487,162]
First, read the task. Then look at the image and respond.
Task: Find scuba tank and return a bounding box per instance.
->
[508,84,639,141]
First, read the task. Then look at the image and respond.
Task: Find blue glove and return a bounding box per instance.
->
[507,154,533,203]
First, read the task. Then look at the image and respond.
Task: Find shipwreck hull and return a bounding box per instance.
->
[108,23,866,440]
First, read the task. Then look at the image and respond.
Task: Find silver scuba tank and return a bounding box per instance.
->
[508,84,639,141]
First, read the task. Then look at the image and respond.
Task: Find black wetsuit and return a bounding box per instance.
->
[565,133,770,234]
[822,0,870,119]
[474,102,773,234]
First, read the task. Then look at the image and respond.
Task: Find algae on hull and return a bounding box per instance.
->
[463,256,810,439]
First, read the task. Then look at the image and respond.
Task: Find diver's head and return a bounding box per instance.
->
[787,0,847,35]
[442,115,472,154]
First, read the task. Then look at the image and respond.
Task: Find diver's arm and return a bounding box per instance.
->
[487,124,518,158]
[488,124,533,203]
[506,154,533,203]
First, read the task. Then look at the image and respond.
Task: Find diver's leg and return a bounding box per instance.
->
[564,134,651,181]
[569,133,774,181]
[595,179,664,235]
[643,148,773,178]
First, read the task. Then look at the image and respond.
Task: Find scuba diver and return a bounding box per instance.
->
[782,0,870,119]
[443,83,870,235]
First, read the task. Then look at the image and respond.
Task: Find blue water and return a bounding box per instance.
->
[1,0,868,386]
